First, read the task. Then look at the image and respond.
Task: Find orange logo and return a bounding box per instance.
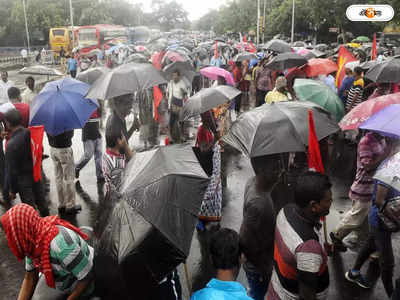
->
[365,8,376,18]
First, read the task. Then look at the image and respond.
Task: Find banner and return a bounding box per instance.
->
[371,33,377,60]
[335,45,357,89]
[308,110,324,174]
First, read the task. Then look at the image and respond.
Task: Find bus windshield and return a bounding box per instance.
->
[102,28,127,41]
[78,28,97,46]
[52,29,65,37]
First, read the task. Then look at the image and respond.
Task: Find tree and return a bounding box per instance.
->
[145,0,190,31]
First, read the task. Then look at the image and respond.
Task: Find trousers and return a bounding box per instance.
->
[76,138,103,179]
[50,147,76,209]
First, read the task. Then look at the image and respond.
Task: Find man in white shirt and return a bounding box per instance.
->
[167,70,189,143]
[0,71,14,104]
[21,76,37,106]
[20,48,28,65]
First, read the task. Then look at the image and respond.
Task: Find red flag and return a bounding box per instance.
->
[248,41,257,53]
[335,45,357,89]
[243,35,247,43]
[371,33,377,60]
[29,125,44,182]
[153,86,163,121]
[214,41,218,58]
[308,110,324,174]
[151,50,165,70]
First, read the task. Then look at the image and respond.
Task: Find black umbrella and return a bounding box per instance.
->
[304,49,326,60]
[265,52,307,70]
[365,59,400,83]
[222,101,339,158]
[181,85,241,120]
[234,52,258,62]
[94,144,209,300]
[76,67,108,85]
[163,61,196,82]
[263,39,292,53]
[86,63,167,100]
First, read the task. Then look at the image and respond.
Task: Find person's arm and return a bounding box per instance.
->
[17,270,39,300]
[121,134,133,162]
[127,116,140,140]
[375,183,389,209]
[67,278,91,300]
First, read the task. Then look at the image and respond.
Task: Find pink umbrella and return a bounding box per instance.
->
[339,92,400,130]
[200,67,235,86]
[297,48,310,56]
[165,51,184,62]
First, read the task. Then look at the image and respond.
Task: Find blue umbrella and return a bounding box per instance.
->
[359,104,400,138]
[249,58,259,68]
[30,78,98,136]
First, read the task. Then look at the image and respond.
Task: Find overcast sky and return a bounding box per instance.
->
[139,0,228,21]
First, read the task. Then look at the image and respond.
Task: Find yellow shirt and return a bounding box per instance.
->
[265,88,289,104]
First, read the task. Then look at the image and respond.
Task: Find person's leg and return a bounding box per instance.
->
[61,148,76,209]
[32,179,49,217]
[245,269,268,300]
[76,139,95,176]
[94,138,104,180]
[392,277,400,300]
[51,147,66,209]
[353,230,376,270]
[16,175,35,207]
[234,94,241,113]
[374,227,394,297]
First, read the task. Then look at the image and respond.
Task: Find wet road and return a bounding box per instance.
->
[0,87,399,299]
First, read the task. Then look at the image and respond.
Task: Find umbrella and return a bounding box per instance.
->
[304,49,326,60]
[297,48,310,56]
[86,63,167,100]
[360,60,379,70]
[339,92,400,130]
[234,52,258,62]
[365,59,400,83]
[353,36,370,43]
[373,151,400,193]
[346,42,361,48]
[30,78,98,136]
[249,58,259,68]
[94,144,209,300]
[222,101,339,157]
[125,53,149,63]
[294,78,345,122]
[181,85,241,120]
[19,65,62,76]
[76,67,108,85]
[263,39,292,53]
[345,60,360,72]
[359,104,400,137]
[87,48,102,58]
[163,61,196,82]
[304,58,338,77]
[200,66,235,86]
[265,52,307,70]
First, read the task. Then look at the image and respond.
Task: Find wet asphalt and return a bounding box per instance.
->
[0,83,399,300]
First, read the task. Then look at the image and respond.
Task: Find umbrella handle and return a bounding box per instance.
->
[184,262,192,296]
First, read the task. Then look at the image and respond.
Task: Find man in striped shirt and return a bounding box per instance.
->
[267,172,332,300]
[345,67,365,112]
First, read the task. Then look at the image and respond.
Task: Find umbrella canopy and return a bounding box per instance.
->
[297,48,310,56]
[76,67,108,85]
[181,85,241,120]
[125,53,149,64]
[19,65,62,76]
[359,104,400,137]
[94,144,209,299]
[373,151,400,193]
[294,78,345,122]
[353,36,370,43]
[365,59,400,83]
[222,101,339,157]
[30,78,98,136]
[86,63,167,100]
[163,61,196,82]
[234,52,257,62]
[304,49,326,60]
[263,39,292,53]
[339,92,400,130]
[360,60,379,70]
[200,66,235,86]
[265,52,307,71]
[304,58,338,77]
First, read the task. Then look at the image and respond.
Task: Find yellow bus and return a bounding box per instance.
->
[49,27,75,55]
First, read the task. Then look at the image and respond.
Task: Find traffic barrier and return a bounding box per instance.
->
[0,54,35,65]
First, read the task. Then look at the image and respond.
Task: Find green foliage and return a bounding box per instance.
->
[143,0,190,31]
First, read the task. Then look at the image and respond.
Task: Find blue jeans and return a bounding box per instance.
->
[76,138,103,179]
[245,269,268,300]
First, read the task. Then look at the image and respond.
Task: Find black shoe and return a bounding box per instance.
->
[345,270,371,289]
[42,154,49,160]
[65,205,82,215]
[75,168,80,179]
[58,206,66,214]
[330,232,347,252]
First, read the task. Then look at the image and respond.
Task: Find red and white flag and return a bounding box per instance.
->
[308,110,324,174]
[29,125,44,182]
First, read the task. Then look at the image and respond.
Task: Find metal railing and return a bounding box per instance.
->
[0,54,35,65]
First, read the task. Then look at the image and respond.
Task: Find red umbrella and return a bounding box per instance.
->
[304,58,338,78]
[339,92,400,130]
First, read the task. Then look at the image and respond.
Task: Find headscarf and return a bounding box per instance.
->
[196,125,214,147]
[0,204,88,288]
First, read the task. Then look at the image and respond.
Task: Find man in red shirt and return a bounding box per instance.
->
[232,62,243,114]
[8,87,30,128]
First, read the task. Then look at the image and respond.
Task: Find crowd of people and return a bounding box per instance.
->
[0,32,400,300]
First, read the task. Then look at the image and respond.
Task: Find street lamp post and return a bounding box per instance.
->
[22,0,30,53]
[69,0,75,46]
[263,0,266,43]
[257,0,260,45]
[290,0,295,44]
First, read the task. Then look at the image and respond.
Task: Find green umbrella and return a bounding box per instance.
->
[293,78,344,122]
[354,36,370,42]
